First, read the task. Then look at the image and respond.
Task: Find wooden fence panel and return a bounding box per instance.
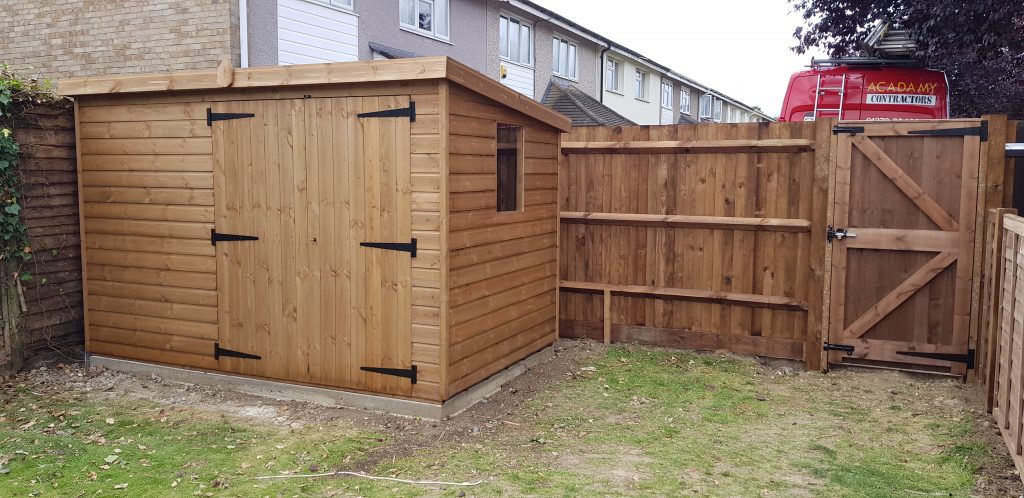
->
[558,121,834,369]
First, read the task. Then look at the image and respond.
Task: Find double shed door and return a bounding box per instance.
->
[211,97,415,396]
[828,120,984,374]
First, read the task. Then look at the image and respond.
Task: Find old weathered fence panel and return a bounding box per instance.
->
[1,104,84,372]
[989,213,1024,477]
[558,120,834,370]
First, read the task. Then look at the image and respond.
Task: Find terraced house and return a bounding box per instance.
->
[2,0,771,125]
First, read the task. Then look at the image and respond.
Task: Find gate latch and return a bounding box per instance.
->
[827,226,856,243]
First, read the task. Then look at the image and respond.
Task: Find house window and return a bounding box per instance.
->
[634,70,649,101]
[401,0,449,40]
[660,81,673,109]
[699,94,713,119]
[713,99,723,122]
[499,14,532,65]
[552,36,578,79]
[311,0,353,8]
[680,90,691,115]
[605,58,622,93]
[496,124,523,212]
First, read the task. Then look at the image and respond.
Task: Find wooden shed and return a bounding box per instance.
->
[59,57,570,408]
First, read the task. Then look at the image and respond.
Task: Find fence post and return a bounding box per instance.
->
[985,209,1017,411]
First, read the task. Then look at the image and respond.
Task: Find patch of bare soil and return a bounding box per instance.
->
[3,340,603,471]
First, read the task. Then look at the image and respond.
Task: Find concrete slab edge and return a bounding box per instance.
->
[87,346,555,420]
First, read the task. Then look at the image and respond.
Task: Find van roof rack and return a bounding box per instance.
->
[809,57,922,68]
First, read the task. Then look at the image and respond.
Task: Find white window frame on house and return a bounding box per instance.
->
[552,35,578,80]
[400,0,450,41]
[312,0,353,9]
[634,69,649,101]
[660,80,674,109]
[605,57,623,94]
[699,94,713,119]
[680,89,691,115]
[713,99,724,122]
[499,12,533,66]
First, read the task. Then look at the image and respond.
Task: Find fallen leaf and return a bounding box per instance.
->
[171,479,180,488]
[105,418,115,425]
[113,483,128,489]
[104,455,119,464]
[88,471,97,481]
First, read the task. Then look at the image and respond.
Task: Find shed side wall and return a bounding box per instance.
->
[445,84,559,399]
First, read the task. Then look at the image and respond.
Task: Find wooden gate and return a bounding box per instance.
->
[827,120,984,374]
[212,97,414,396]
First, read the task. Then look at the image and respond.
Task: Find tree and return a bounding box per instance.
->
[790,0,1024,119]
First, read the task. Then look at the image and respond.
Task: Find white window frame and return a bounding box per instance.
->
[660,80,674,110]
[699,94,713,119]
[634,69,649,101]
[713,99,723,122]
[680,89,691,115]
[605,57,623,94]
[552,35,578,80]
[400,0,450,41]
[499,12,533,66]
[317,0,353,9]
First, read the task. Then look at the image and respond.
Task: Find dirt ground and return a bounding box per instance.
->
[6,339,1024,497]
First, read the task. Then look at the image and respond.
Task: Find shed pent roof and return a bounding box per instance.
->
[58,57,572,132]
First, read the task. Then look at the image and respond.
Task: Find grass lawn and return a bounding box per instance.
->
[0,341,1017,497]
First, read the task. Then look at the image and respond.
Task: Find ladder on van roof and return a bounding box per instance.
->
[812,73,847,120]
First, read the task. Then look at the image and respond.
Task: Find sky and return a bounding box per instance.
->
[533,0,826,117]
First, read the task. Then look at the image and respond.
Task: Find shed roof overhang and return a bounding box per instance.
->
[58,56,572,132]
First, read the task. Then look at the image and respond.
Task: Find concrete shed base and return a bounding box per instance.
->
[87,346,555,420]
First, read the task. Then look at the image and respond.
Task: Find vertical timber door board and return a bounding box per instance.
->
[827,132,853,366]
[951,135,983,375]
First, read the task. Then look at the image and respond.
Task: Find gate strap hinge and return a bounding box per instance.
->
[214,343,262,360]
[207,108,256,126]
[824,343,855,355]
[211,229,259,246]
[896,349,975,369]
[358,101,416,122]
[360,239,417,257]
[361,365,417,384]
[907,121,988,142]
[832,125,864,136]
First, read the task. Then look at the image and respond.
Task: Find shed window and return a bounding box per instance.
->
[496,124,523,212]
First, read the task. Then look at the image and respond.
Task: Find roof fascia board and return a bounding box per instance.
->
[504,0,605,45]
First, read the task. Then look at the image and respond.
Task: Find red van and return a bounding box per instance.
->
[779,59,949,122]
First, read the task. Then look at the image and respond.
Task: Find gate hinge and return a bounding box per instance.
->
[832,125,864,136]
[361,365,417,384]
[207,108,256,126]
[211,229,259,246]
[907,121,988,142]
[360,239,417,257]
[824,343,855,355]
[357,101,416,122]
[896,349,975,369]
[214,343,262,360]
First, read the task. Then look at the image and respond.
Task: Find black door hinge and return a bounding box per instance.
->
[824,343,855,355]
[908,121,988,142]
[214,343,262,360]
[832,125,864,136]
[360,239,417,257]
[358,101,416,122]
[361,365,417,384]
[211,229,259,246]
[896,349,975,369]
[207,108,256,126]
[827,225,852,243]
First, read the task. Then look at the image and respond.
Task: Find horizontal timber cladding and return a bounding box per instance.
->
[445,84,560,398]
[77,97,220,371]
[559,121,833,370]
[75,85,447,402]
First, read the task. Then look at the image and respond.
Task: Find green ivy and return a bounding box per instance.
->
[0,64,55,281]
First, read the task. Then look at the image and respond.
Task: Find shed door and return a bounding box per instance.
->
[212,97,414,396]
[827,120,982,374]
